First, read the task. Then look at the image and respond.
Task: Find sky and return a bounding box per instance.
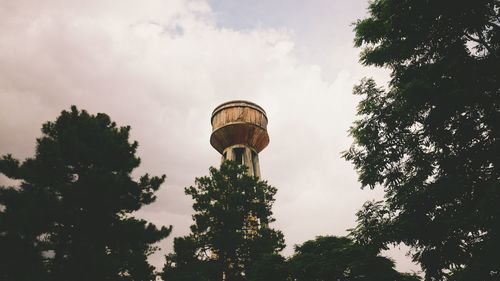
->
[0,0,419,274]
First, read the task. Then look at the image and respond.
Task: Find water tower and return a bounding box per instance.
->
[210,100,269,177]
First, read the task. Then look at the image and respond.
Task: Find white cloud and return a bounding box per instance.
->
[0,0,418,273]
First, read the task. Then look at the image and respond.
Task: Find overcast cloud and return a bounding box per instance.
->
[0,0,419,274]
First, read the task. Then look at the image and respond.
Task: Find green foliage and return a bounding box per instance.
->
[246,254,288,281]
[0,106,171,281]
[288,236,420,281]
[345,0,500,280]
[162,161,285,281]
[161,236,219,281]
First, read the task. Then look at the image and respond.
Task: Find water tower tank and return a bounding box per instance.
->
[210,100,269,177]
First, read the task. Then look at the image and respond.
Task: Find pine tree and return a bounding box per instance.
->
[163,161,285,281]
[0,106,171,281]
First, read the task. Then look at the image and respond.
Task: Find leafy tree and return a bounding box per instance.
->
[0,106,171,281]
[246,253,288,281]
[162,161,285,281]
[288,236,420,281]
[344,0,500,280]
[161,236,219,281]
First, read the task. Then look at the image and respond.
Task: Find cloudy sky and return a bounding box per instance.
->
[0,0,419,273]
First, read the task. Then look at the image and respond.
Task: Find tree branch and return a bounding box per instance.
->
[464,33,494,57]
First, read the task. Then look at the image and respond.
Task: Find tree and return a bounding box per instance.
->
[246,253,288,281]
[161,236,219,281]
[344,0,500,280]
[0,106,171,281]
[162,161,285,281]
[288,236,420,281]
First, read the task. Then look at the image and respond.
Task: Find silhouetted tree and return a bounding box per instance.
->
[162,161,285,281]
[161,236,219,281]
[246,253,288,281]
[0,106,171,281]
[344,0,500,280]
[288,236,420,281]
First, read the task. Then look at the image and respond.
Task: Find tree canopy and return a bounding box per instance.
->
[288,236,420,281]
[345,0,500,280]
[0,106,171,281]
[162,161,285,281]
[161,235,219,281]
